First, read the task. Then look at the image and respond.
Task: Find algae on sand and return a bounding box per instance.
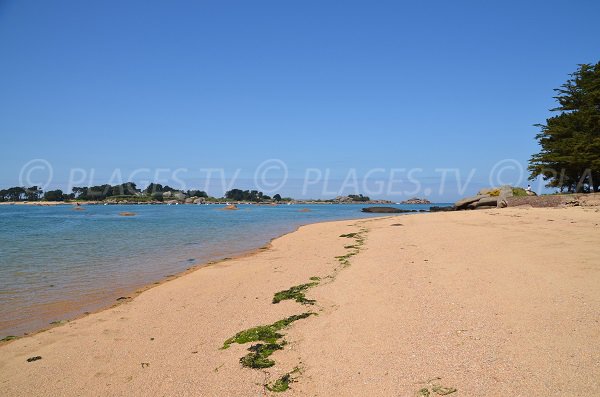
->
[272,282,319,305]
[222,313,315,368]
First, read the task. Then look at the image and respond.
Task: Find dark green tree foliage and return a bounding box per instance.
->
[0,186,44,201]
[529,62,600,192]
[225,189,271,202]
[186,190,208,198]
[43,189,66,201]
[24,186,43,201]
[0,187,25,201]
[348,194,370,202]
[0,182,207,202]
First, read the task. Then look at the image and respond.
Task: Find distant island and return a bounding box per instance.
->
[400,197,431,204]
[0,184,393,205]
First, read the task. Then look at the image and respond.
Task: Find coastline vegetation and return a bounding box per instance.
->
[0,183,380,204]
[529,61,600,193]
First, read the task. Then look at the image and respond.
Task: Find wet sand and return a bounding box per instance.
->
[1,207,599,396]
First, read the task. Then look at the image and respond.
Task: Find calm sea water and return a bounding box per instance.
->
[0,203,441,337]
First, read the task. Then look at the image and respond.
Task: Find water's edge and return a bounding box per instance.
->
[0,212,401,341]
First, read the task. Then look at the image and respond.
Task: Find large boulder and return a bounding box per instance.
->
[477,188,497,196]
[430,206,455,212]
[473,196,499,208]
[474,205,497,210]
[498,185,514,198]
[173,192,187,201]
[454,195,488,209]
[361,207,416,213]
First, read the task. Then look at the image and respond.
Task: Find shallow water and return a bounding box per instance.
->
[0,203,442,337]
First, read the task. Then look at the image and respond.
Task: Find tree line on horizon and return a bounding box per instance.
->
[0,183,210,202]
[529,61,600,193]
[0,183,291,203]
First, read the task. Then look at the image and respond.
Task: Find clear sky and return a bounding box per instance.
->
[1,0,599,201]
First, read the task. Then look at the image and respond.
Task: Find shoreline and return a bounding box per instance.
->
[0,213,393,340]
[0,200,404,206]
[1,207,599,395]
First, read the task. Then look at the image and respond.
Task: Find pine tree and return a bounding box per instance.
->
[529,62,600,192]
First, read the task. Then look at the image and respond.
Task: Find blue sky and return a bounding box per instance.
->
[1,0,599,200]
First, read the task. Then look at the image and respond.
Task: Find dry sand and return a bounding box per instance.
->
[1,207,599,396]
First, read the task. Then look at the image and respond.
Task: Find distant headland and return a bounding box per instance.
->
[0,184,394,205]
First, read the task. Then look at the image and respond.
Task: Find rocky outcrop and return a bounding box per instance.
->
[453,185,519,210]
[362,207,420,213]
[430,206,455,212]
[333,196,394,204]
[445,185,546,210]
[400,197,431,204]
[455,194,488,209]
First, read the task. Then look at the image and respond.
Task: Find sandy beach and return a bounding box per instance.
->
[1,207,599,396]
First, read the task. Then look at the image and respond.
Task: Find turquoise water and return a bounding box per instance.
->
[0,203,439,337]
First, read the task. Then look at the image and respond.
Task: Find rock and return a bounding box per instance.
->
[361,207,417,213]
[400,197,431,204]
[477,188,497,196]
[474,205,497,210]
[477,186,514,198]
[454,195,487,209]
[119,212,136,216]
[193,197,206,204]
[222,204,238,210]
[430,206,455,212]
[526,190,537,196]
[474,197,498,207]
[334,196,353,203]
[184,198,194,204]
[499,185,514,198]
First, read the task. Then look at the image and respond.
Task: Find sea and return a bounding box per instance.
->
[0,202,443,337]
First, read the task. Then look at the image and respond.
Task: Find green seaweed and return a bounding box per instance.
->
[272,282,318,305]
[1,335,18,342]
[266,373,292,392]
[309,276,320,281]
[339,233,358,238]
[266,367,301,392]
[240,342,285,368]
[222,313,315,368]
[223,313,314,349]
